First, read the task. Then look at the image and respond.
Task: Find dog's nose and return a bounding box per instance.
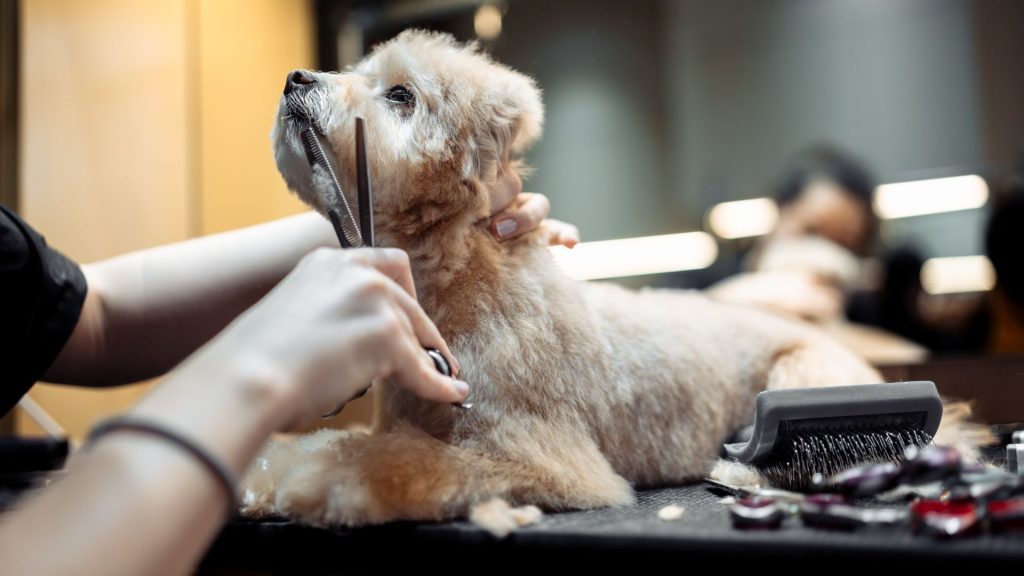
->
[284,69,317,95]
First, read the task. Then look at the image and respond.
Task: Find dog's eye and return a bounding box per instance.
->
[384,85,416,107]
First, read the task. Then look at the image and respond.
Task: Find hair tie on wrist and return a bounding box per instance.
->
[86,417,238,515]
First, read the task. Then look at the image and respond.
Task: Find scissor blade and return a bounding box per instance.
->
[355,117,374,248]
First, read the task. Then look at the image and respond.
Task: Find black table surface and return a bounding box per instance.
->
[202,483,1024,573]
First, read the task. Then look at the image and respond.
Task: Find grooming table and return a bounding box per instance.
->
[202,483,1024,573]
[202,356,1024,573]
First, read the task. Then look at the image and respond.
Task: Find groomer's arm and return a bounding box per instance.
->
[44,193,569,387]
[44,211,338,386]
[0,248,469,576]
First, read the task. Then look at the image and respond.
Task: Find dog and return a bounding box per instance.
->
[240,30,988,534]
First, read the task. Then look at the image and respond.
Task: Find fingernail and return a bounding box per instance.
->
[451,355,462,377]
[452,380,469,398]
[495,218,518,239]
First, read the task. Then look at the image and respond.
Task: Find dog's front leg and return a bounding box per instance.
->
[241,420,635,528]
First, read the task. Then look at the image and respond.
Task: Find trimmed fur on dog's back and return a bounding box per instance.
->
[242,30,989,530]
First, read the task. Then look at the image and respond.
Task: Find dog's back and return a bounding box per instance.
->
[376,237,880,487]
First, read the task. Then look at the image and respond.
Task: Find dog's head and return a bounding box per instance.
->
[272,30,543,238]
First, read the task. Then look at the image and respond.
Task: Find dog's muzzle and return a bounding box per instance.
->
[284,69,318,96]
[282,69,329,127]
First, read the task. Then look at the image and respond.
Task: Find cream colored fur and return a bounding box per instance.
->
[242,30,988,532]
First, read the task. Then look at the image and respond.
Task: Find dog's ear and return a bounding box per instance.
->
[461,65,543,184]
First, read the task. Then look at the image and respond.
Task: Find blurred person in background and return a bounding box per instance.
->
[709,144,1024,360]
[708,145,880,323]
[848,151,1024,355]
[704,145,929,363]
[985,171,1024,353]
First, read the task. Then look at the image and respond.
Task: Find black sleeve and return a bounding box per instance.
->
[0,206,87,416]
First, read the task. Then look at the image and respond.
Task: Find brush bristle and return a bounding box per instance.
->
[759,427,933,491]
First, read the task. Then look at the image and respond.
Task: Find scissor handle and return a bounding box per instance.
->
[425,348,451,376]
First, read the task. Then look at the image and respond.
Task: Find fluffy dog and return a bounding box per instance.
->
[241,30,986,532]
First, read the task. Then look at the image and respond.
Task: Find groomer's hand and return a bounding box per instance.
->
[490,192,580,248]
[194,247,466,427]
[0,249,466,576]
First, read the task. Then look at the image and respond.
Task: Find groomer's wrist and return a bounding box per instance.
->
[129,350,296,474]
[82,428,235,530]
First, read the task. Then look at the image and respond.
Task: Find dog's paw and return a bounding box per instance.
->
[270,430,376,526]
[239,472,278,519]
[469,498,543,538]
[238,434,304,518]
[236,428,373,525]
[274,466,372,526]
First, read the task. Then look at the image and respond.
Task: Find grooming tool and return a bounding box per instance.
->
[729,496,786,529]
[800,495,906,530]
[715,443,1024,535]
[826,445,960,499]
[1008,445,1023,475]
[829,461,903,498]
[722,381,943,490]
[299,122,362,249]
[899,444,962,484]
[703,478,805,507]
[294,115,468,413]
[911,499,980,537]
[988,499,1024,532]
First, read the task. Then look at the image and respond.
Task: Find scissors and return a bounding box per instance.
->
[297,117,468,417]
